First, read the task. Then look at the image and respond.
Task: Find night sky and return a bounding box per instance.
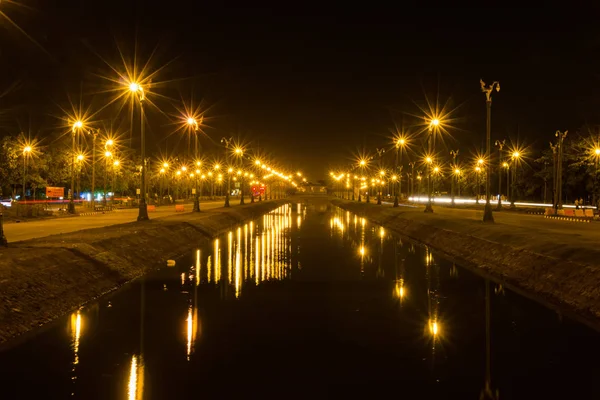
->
[1,2,600,180]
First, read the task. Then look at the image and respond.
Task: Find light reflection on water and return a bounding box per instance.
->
[3,202,600,398]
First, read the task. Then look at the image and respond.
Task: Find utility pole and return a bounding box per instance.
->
[480,79,500,223]
[494,139,505,210]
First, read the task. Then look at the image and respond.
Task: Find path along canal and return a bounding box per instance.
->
[1,201,599,399]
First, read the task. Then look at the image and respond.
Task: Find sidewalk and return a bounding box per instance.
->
[3,200,229,242]
[349,200,600,266]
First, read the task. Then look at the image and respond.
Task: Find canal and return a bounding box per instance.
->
[1,201,600,399]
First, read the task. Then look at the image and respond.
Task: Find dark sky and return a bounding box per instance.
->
[2,2,600,180]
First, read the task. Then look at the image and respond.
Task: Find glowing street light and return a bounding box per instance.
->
[21,143,34,201]
[184,115,203,212]
[68,120,85,213]
[481,79,500,223]
[394,136,407,207]
[127,81,148,220]
[593,147,600,207]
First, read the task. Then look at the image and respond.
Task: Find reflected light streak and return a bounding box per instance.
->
[196,250,201,286]
[235,243,241,298]
[70,310,82,369]
[127,355,143,400]
[186,305,193,360]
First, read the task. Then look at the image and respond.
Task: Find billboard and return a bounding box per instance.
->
[46,187,64,198]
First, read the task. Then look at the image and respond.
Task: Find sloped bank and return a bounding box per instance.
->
[332,199,600,325]
[0,200,287,344]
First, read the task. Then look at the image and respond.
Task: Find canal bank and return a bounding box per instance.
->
[332,199,600,324]
[0,200,287,344]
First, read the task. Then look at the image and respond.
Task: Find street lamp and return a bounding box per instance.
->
[376,148,385,205]
[128,81,149,221]
[494,139,506,210]
[503,162,510,206]
[480,79,500,223]
[68,120,84,214]
[424,118,439,213]
[454,168,462,198]
[593,147,600,207]
[112,159,120,208]
[358,158,367,202]
[103,150,112,207]
[450,150,459,206]
[233,147,245,205]
[394,137,407,207]
[424,155,434,212]
[22,145,32,202]
[186,116,203,212]
[220,138,233,207]
[510,151,521,208]
[475,165,482,204]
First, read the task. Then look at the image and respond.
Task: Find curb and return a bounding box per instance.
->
[544,215,591,223]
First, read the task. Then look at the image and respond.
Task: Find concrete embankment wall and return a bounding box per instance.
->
[0,200,287,344]
[332,199,600,325]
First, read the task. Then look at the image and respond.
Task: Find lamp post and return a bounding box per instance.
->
[112,160,119,209]
[22,145,32,201]
[233,147,244,205]
[480,79,500,223]
[186,117,203,212]
[593,148,600,207]
[90,130,98,211]
[555,130,568,210]
[425,155,433,212]
[376,148,385,205]
[425,118,439,213]
[475,165,482,203]
[409,162,415,200]
[394,137,406,207]
[432,166,440,198]
[128,82,149,221]
[103,150,112,207]
[357,159,367,202]
[454,168,462,198]
[494,139,505,210]
[76,154,84,205]
[69,121,83,214]
[220,137,233,207]
[450,150,459,206]
[503,162,510,206]
[159,165,167,205]
[510,152,520,208]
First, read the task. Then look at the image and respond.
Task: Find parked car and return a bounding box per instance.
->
[0,197,13,207]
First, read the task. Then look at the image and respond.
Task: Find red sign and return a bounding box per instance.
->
[251,186,265,196]
[46,187,64,198]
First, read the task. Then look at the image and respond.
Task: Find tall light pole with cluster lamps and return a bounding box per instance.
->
[68,120,83,214]
[593,147,600,207]
[424,118,439,213]
[394,137,406,207]
[22,144,32,201]
[186,116,203,212]
[480,79,500,222]
[128,82,149,221]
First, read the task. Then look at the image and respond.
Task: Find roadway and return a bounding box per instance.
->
[3,200,230,242]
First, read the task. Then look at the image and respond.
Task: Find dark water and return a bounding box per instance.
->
[1,202,600,399]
